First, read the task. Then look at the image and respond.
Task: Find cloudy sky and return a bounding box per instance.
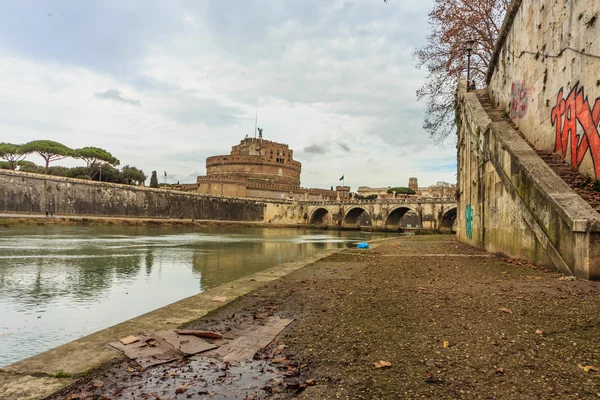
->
[0,0,456,189]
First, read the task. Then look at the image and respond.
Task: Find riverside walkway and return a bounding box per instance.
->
[6,235,600,399]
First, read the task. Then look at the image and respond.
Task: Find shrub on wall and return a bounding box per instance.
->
[355,194,378,200]
[387,187,416,195]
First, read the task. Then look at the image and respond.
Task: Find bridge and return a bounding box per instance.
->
[269,197,458,231]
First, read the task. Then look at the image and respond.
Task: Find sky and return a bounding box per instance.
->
[0,0,457,189]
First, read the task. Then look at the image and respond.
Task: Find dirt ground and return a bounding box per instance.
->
[47,235,600,399]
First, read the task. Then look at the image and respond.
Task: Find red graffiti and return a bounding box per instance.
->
[510,80,533,119]
[551,84,600,177]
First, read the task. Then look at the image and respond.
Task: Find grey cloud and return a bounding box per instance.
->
[94,89,141,106]
[303,144,328,155]
[165,96,242,127]
[338,142,351,152]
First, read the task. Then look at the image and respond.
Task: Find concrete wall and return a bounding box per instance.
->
[0,170,264,221]
[487,0,600,177]
[456,80,600,279]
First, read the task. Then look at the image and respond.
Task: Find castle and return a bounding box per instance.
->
[194,135,349,201]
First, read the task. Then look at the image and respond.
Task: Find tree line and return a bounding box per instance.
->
[0,140,147,186]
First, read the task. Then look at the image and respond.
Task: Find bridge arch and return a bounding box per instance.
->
[309,207,332,225]
[440,207,457,233]
[385,206,421,230]
[343,207,372,228]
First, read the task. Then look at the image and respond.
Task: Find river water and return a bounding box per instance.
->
[0,225,395,367]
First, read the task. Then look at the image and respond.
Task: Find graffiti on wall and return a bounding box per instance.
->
[465,204,473,240]
[510,80,534,119]
[551,83,600,177]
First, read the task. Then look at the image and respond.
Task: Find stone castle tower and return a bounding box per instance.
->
[196,134,346,200]
[205,137,302,186]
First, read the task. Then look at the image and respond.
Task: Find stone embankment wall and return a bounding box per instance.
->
[0,170,264,221]
[456,80,600,279]
[487,0,600,178]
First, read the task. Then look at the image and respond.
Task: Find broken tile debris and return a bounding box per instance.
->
[107,317,293,369]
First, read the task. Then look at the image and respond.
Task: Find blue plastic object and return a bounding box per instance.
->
[357,242,370,249]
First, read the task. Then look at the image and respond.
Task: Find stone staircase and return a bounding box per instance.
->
[535,150,600,212]
[474,90,600,214]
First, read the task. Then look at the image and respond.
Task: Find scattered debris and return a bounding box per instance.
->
[206,317,293,362]
[91,381,104,389]
[375,360,392,368]
[498,307,512,313]
[559,276,576,281]
[119,335,139,345]
[443,340,450,348]
[424,369,444,384]
[578,364,598,373]
[174,329,224,339]
[211,296,229,302]
[108,331,216,368]
[65,392,94,400]
[155,330,218,356]
[496,367,505,374]
[535,329,543,335]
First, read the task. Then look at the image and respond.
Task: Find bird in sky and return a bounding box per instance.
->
[47,13,52,16]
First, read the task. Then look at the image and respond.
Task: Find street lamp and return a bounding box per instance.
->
[465,39,475,90]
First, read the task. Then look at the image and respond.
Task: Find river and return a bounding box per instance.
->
[0,225,396,367]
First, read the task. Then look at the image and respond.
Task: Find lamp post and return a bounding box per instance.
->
[465,39,475,91]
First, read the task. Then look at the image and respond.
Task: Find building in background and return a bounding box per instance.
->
[408,177,418,190]
[193,135,350,201]
[357,179,456,199]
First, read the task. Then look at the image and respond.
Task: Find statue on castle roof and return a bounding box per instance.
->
[257,127,263,139]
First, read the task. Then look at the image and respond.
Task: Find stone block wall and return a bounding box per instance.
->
[487,0,600,178]
[0,170,264,221]
[198,181,247,198]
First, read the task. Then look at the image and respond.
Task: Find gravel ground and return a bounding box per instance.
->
[47,235,600,399]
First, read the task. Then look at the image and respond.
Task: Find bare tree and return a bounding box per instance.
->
[413,0,509,142]
[429,181,457,197]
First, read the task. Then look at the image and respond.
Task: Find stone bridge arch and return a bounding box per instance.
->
[385,206,421,230]
[439,207,457,233]
[309,207,332,225]
[343,207,372,228]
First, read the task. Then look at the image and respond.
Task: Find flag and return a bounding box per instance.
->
[339,175,344,181]
[164,171,167,177]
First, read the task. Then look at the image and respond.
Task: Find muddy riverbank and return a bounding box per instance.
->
[40,235,600,399]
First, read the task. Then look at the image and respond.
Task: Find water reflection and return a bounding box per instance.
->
[192,236,331,289]
[0,225,396,367]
